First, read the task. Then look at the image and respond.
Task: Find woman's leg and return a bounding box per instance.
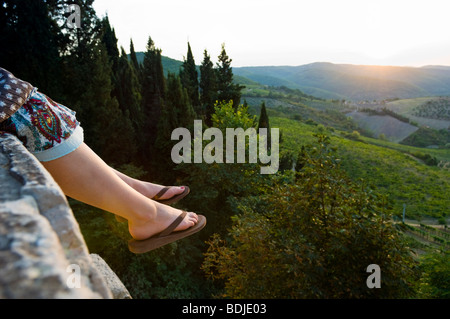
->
[41,143,198,240]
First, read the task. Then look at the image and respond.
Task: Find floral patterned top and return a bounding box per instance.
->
[0,68,35,123]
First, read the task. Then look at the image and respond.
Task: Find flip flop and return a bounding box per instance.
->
[153,186,190,205]
[115,186,190,223]
[128,211,206,253]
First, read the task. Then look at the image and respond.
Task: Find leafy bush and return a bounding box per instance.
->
[416,250,450,299]
[202,135,418,298]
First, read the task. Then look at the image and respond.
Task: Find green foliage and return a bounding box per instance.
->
[416,250,450,298]
[203,135,417,298]
[409,151,439,166]
[178,101,263,236]
[413,98,450,120]
[0,0,65,98]
[401,126,450,148]
[257,102,269,130]
[180,43,201,114]
[139,36,166,162]
[101,16,120,74]
[115,47,143,139]
[200,50,218,125]
[216,44,244,108]
[257,102,271,150]
[211,101,257,130]
[271,117,450,221]
[156,72,196,160]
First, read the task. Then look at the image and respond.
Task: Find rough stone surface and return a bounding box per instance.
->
[90,254,132,299]
[0,134,125,299]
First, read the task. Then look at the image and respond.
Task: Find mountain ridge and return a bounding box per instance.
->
[233,62,450,101]
[132,51,450,101]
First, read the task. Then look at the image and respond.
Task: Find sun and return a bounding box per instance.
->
[360,43,398,61]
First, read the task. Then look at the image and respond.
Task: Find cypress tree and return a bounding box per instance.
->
[215,43,243,108]
[257,101,270,131]
[257,101,271,151]
[156,73,195,173]
[54,0,136,164]
[101,15,120,74]
[140,36,166,160]
[116,47,143,135]
[159,72,195,136]
[129,38,142,76]
[200,49,217,126]
[180,42,200,115]
[0,0,63,98]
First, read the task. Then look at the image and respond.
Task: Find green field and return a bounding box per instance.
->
[346,110,419,142]
[271,116,450,222]
[386,97,450,130]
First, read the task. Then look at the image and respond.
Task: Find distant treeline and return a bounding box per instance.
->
[360,107,414,125]
[0,0,242,169]
[413,98,450,121]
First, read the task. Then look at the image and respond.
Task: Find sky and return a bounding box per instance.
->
[93,0,450,68]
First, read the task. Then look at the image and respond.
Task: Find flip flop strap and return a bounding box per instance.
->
[158,211,187,238]
[153,186,171,200]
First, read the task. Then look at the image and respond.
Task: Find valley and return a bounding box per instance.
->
[229,64,450,232]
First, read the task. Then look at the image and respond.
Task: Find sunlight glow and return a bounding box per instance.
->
[93,0,450,67]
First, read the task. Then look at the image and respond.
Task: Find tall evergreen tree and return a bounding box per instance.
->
[100,15,122,118]
[257,101,270,131]
[155,72,195,176]
[52,0,136,164]
[116,47,143,135]
[215,43,243,108]
[129,38,141,76]
[257,101,271,151]
[158,73,195,140]
[200,49,217,126]
[140,36,166,160]
[180,42,200,115]
[0,0,64,98]
[101,15,120,74]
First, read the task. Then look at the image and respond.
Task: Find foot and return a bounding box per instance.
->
[127,202,199,241]
[134,182,186,201]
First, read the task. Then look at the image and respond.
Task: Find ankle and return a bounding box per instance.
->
[128,200,157,223]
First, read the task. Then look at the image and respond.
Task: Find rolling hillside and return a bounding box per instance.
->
[135,52,450,102]
[385,97,450,130]
[134,52,449,146]
[234,62,450,101]
[273,116,450,222]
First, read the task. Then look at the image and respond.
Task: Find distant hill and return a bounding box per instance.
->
[234,62,450,101]
[132,53,450,102]
[134,52,185,75]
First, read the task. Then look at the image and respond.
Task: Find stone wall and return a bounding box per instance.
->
[0,133,131,299]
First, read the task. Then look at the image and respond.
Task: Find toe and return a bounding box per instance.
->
[187,212,198,224]
[166,186,185,199]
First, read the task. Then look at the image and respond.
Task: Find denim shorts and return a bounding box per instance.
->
[0,89,84,162]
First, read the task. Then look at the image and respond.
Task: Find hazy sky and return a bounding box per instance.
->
[93,0,450,67]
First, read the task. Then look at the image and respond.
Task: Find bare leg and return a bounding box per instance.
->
[112,168,186,200]
[41,143,198,240]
